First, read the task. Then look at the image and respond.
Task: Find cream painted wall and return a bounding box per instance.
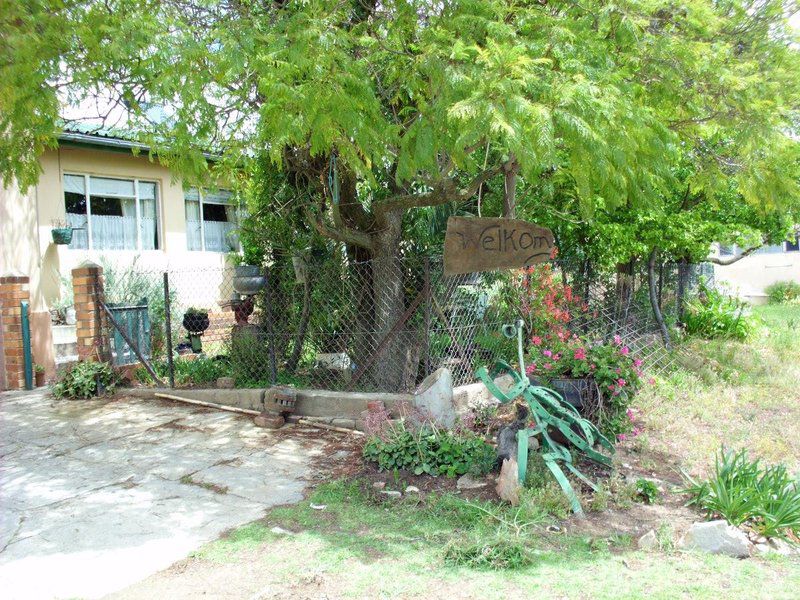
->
[714,251,800,303]
[31,146,233,311]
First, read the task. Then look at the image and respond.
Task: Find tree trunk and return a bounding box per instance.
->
[677,256,690,323]
[502,155,518,219]
[613,260,635,335]
[647,248,671,350]
[286,275,312,374]
[369,211,407,390]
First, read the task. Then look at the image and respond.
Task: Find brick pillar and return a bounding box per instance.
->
[72,262,110,362]
[0,274,31,390]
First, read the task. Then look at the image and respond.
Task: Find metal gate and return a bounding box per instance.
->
[107,301,151,366]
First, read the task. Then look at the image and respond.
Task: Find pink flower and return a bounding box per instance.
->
[620,346,630,356]
[626,408,636,420]
[590,363,596,370]
[553,353,561,361]
[617,433,628,441]
[615,367,622,375]
[543,362,553,370]
[617,378,626,387]
[613,334,622,346]
[526,364,536,375]
[573,348,587,360]
[634,358,643,367]
[532,336,542,346]
[543,349,552,358]
[648,377,656,385]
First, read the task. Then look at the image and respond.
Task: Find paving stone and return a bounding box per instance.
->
[0,388,337,600]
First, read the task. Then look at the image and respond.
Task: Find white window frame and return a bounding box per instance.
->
[64,173,161,252]
[184,187,240,252]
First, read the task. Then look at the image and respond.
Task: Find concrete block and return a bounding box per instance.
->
[413,367,455,428]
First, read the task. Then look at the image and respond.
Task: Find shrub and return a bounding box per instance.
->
[684,285,757,341]
[443,537,531,570]
[635,479,660,504]
[363,421,496,477]
[682,447,800,540]
[765,280,800,305]
[52,360,118,399]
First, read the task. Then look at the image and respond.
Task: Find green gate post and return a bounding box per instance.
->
[20,300,33,390]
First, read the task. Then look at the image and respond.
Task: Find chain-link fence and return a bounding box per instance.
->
[96,254,712,391]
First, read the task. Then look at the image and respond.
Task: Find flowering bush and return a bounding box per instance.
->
[511,262,589,341]
[525,334,643,437]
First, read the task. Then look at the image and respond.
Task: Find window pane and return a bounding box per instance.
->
[64,174,85,194]
[185,199,202,251]
[203,189,232,204]
[786,236,799,253]
[138,181,156,201]
[90,176,135,197]
[65,191,88,249]
[184,187,200,202]
[140,198,159,250]
[90,196,137,250]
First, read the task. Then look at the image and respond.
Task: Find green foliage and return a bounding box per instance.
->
[363,421,496,478]
[443,538,530,570]
[635,479,660,505]
[682,448,800,540]
[52,360,118,399]
[684,286,757,341]
[765,280,800,305]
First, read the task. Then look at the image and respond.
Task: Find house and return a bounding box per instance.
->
[712,238,800,304]
[0,125,239,385]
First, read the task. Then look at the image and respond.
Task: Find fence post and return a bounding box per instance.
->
[21,301,33,390]
[264,265,277,384]
[0,274,31,390]
[72,261,109,362]
[163,272,175,388]
[423,257,431,377]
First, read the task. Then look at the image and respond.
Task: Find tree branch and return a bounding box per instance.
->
[304,206,374,250]
[376,165,503,214]
[709,241,764,265]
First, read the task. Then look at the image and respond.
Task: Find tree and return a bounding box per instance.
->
[2,0,799,377]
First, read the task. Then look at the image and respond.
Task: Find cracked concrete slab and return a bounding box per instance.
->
[0,388,338,600]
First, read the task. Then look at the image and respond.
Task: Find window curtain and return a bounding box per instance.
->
[138,182,158,250]
[185,191,202,250]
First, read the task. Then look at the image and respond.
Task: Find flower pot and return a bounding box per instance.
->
[35,370,46,387]
[233,265,266,295]
[529,376,588,408]
[51,228,73,245]
[182,311,210,334]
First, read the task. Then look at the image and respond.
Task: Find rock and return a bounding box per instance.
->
[372,481,386,490]
[253,412,284,429]
[638,530,658,551]
[753,542,772,556]
[380,490,402,499]
[457,474,488,490]
[767,538,794,556]
[270,526,294,536]
[216,376,235,389]
[496,423,523,462]
[495,458,521,506]
[678,520,752,558]
[413,368,456,428]
[310,503,327,510]
[404,485,420,494]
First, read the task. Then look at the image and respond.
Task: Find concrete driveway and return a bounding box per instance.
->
[0,389,344,600]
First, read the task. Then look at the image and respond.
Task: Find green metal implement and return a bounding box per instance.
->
[475,320,614,514]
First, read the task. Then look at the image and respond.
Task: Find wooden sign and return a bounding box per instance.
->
[443,216,555,276]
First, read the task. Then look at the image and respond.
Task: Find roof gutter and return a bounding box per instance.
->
[57,131,219,161]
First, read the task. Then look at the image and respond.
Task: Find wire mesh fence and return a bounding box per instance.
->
[96,254,712,391]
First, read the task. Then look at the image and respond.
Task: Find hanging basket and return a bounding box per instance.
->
[51,228,73,245]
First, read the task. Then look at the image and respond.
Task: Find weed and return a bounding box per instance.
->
[635,479,660,504]
[443,537,531,570]
[655,521,675,553]
[682,447,800,540]
[180,474,229,495]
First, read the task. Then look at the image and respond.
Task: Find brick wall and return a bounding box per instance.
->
[71,263,110,362]
[0,275,31,390]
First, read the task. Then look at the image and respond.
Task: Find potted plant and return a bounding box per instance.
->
[51,219,74,245]
[34,364,46,387]
[183,307,210,353]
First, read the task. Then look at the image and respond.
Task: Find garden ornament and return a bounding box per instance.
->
[475,320,614,514]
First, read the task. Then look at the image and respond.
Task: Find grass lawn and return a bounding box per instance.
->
[111,304,800,600]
